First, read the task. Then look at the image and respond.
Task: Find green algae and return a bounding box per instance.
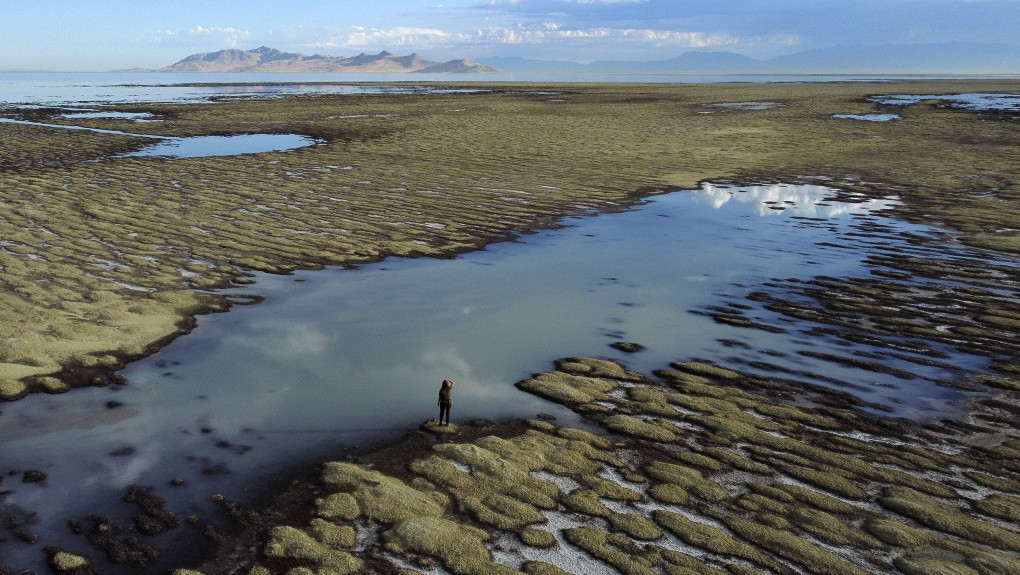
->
[5,78,1018,397]
[562,488,662,541]
[320,461,444,523]
[644,461,729,502]
[263,526,363,574]
[307,518,358,550]
[652,511,789,574]
[787,507,882,548]
[974,493,1020,521]
[773,484,860,516]
[604,414,680,442]
[647,483,690,505]
[669,361,743,381]
[723,516,871,575]
[200,349,1020,575]
[382,516,518,575]
[522,562,572,575]
[514,371,618,406]
[894,556,982,575]
[562,526,657,575]
[555,356,646,382]
[879,486,1020,552]
[314,493,360,522]
[48,550,89,572]
[699,447,774,475]
[519,528,558,548]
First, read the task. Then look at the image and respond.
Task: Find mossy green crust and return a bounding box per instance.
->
[4,80,1019,398]
[263,526,363,574]
[16,80,1018,574]
[178,353,1020,575]
[519,528,558,548]
[723,516,871,575]
[383,516,518,575]
[974,493,1020,521]
[514,371,618,407]
[604,414,680,442]
[653,511,789,574]
[320,461,444,523]
[562,527,657,575]
[879,486,1020,552]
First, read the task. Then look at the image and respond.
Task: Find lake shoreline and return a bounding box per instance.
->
[180,355,1020,575]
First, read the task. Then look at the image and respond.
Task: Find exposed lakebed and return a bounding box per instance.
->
[0,117,320,159]
[1,182,1017,572]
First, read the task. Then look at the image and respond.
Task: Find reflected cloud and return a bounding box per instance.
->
[421,346,474,380]
[690,182,898,217]
[229,319,330,359]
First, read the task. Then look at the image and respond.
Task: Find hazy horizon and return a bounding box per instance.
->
[3,1,1019,72]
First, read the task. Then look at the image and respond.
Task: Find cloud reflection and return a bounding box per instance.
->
[690,183,898,217]
[229,319,330,359]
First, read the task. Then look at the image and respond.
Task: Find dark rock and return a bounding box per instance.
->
[22,470,47,483]
[610,341,646,353]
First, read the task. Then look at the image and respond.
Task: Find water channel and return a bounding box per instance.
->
[1,181,1012,571]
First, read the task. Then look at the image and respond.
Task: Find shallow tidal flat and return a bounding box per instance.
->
[1,80,1018,395]
[1,80,1020,574]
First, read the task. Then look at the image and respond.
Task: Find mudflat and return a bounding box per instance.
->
[2,81,1019,574]
[1,80,1017,397]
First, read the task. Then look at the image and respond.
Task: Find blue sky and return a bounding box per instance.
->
[2,0,1019,71]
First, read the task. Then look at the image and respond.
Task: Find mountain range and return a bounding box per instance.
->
[153,46,502,74]
[480,43,1020,75]
[145,43,1020,75]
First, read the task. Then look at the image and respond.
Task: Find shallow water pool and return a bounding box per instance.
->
[118,133,320,159]
[0,182,1010,571]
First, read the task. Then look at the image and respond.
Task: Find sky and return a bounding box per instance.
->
[2,0,1019,71]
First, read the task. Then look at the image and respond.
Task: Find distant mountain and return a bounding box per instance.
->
[479,43,1020,75]
[759,43,1020,75]
[155,46,502,74]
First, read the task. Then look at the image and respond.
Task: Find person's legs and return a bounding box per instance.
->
[440,404,450,425]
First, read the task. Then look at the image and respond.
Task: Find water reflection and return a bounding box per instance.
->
[0,118,320,158]
[832,113,900,122]
[119,133,320,159]
[691,182,900,217]
[0,183,1008,571]
[57,110,160,121]
[868,92,1020,112]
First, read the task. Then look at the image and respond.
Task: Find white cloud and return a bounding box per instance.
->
[305,26,451,51]
[186,26,253,47]
[149,25,253,48]
[459,25,739,49]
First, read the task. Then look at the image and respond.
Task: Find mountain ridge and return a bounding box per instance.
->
[154,46,502,74]
[480,42,1020,75]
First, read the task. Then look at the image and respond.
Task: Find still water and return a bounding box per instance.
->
[0,183,1007,571]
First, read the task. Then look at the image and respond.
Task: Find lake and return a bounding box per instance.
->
[0,71,997,109]
[0,181,1010,572]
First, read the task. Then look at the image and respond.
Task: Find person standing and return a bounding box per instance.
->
[438,379,454,425]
